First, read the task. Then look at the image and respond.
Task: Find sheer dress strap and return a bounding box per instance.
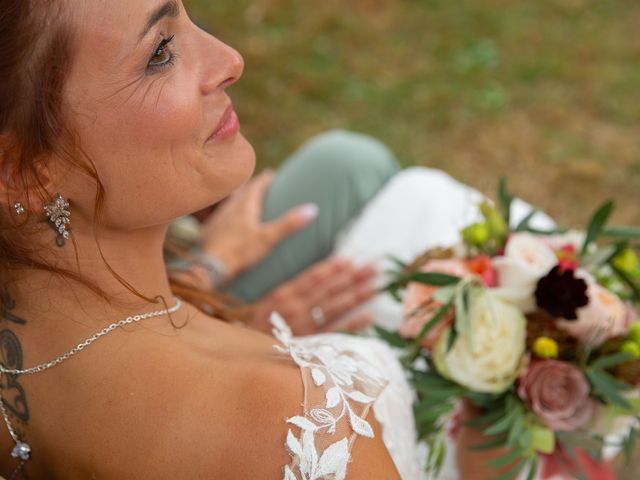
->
[271,314,389,480]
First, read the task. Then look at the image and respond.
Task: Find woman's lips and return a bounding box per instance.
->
[206,105,240,143]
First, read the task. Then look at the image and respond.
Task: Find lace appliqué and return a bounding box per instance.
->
[272,313,389,480]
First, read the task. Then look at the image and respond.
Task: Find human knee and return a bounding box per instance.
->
[298,129,400,181]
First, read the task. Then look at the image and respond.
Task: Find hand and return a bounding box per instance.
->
[249,257,378,335]
[200,170,319,279]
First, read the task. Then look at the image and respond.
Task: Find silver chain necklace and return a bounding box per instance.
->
[0,298,183,476]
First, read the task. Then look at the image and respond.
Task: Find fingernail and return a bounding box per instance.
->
[297,203,319,223]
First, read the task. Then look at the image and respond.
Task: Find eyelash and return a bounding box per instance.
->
[147,35,176,73]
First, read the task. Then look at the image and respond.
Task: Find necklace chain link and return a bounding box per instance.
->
[0,298,182,377]
[0,298,183,476]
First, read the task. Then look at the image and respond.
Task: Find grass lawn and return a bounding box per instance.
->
[185,0,640,227]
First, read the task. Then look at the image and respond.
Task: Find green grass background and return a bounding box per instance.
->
[185,0,640,226]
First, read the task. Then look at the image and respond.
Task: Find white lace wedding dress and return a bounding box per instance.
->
[275,168,556,480]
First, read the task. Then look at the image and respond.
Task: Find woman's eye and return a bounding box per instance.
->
[148,35,175,71]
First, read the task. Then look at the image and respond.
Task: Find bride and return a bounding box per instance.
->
[0,0,426,478]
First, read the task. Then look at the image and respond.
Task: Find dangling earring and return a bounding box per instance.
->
[13,202,25,216]
[43,193,71,247]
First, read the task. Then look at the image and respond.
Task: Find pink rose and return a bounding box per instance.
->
[399,259,470,350]
[557,278,633,346]
[518,360,595,432]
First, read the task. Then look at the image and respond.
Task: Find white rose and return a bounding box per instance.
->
[492,233,558,311]
[433,289,527,394]
[542,230,585,252]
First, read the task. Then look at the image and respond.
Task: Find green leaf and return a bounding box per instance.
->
[587,369,633,409]
[488,446,525,470]
[484,409,518,436]
[603,226,640,239]
[506,412,525,448]
[469,435,508,451]
[373,325,410,349]
[446,327,458,353]
[498,176,513,226]
[387,255,407,269]
[525,457,539,480]
[582,200,615,256]
[454,285,470,337]
[408,271,461,286]
[590,352,635,370]
[515,209,538,232]
[466,407,506,429]
[611,264,640,301]
[489,458,528,480]
[415,301,453,344]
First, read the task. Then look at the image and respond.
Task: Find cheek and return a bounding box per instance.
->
[69,81,254,229]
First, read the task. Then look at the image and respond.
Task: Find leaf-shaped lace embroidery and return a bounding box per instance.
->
[271,313,389,480]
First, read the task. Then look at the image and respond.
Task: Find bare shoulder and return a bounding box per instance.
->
[146,319,401,479]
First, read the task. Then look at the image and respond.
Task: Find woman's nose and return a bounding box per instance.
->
[199,35,245,95]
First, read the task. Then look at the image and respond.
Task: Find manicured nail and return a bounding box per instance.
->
[297,203,319,223]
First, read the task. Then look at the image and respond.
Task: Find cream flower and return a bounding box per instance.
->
[492,233,558,311]
[433,289,527,393]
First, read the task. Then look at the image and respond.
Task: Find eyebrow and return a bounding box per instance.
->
[139,0,180,40]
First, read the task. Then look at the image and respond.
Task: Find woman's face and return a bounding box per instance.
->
[62,0,255,230]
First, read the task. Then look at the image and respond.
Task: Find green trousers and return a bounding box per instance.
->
[227,130,400,302]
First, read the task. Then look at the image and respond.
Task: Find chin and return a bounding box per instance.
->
[208,134,256,204]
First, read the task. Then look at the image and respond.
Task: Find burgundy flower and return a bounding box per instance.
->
[518,360,595,432]
[535,266,589,320]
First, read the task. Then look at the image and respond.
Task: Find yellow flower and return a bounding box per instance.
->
[621,341,640,360]
[613,248,639,274]
[533,337,559,359]
[462,222,490,247]
[629,322,640,345]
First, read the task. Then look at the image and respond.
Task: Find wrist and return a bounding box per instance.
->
[201,244,242,279]
[194,253,231,289]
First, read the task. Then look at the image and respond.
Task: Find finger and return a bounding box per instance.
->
[263,203,319,246]
[323,311,373,333]
[306,262,377,306]
[244,169,276,215]
[321,280,378,321]
[285,257,352,295]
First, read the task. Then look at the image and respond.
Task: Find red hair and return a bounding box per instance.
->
[0,1,244,322]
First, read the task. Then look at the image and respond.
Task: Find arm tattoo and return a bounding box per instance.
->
[0,290,30,424]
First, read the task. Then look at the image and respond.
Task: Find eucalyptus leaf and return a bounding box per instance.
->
[446,327,458,353]
[515,209,538,232]
[498,176,513,225]
[603,226,640,239]
[469,435,508,451]
[489,458,527,480]
[590,352,635,370]
[373,325,411,349]
[415,301,453,344]
[587,369,632,409]
[484,409,518,436]
[582,200,615,256]
[506,413,525,448]
[488,446,525,469]
[409,271,461,287]
[525,457,538,480]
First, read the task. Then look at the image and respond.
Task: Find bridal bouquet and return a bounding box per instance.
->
[378,180,640,479]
